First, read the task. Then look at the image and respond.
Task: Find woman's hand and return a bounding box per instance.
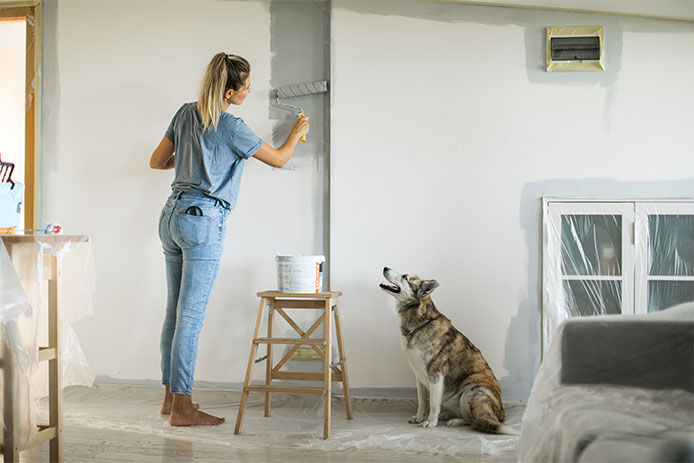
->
[253,114,310,168]
[291,114,310,140]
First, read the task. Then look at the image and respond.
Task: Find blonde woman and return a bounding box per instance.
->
[150,53,309,426]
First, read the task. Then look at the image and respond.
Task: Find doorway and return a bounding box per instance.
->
[0,3,40,230]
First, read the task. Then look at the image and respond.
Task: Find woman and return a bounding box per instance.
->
[150,52,309,426]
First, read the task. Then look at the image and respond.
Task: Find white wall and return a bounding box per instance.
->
[39,0,694,401]
[43,0,323,386]
[331,1,694,400]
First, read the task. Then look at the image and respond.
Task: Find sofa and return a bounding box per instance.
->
[519,303,694,462]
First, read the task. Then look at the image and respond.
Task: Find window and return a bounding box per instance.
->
[0,4,40,230]
[542,199,694,353]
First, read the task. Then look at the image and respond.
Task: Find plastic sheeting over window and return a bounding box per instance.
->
[542,199,694,354]
[0,236,94,447]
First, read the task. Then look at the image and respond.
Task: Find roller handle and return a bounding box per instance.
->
[299,112,307,143]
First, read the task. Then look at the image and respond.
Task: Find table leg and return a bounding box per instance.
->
[47,254,63,462]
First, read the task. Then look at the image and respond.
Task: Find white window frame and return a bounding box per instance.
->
[635,201,694,314]
[542,199,635,353]
[543,198,694,355]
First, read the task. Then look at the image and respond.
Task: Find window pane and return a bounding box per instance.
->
[0,19,26,229]
[563,280,622,316]
[561,215,622,276]
[647,281,694,313]
[649,215,694,277]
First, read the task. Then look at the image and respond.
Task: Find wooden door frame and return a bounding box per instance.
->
[0,1,40,230]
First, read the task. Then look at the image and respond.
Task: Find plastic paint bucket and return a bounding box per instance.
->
[276,254,325,293]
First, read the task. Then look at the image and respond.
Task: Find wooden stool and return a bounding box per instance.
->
[234,291,353,439]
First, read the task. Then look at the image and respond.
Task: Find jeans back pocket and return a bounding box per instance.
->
[174,212,212,247]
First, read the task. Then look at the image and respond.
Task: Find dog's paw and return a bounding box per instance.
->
[408,415,426,424]
[446,419,469,427]
[419,420,438,428]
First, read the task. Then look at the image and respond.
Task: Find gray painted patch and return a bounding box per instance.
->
[270,0,331,286]
[41,0,61,223]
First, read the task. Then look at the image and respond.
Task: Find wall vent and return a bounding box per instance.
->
[546,26,604,72]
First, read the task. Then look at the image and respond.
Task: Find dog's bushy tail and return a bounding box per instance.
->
[471,416,519,435]
[470,396,519,435]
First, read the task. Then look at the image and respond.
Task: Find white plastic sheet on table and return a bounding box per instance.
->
[542,200,694,353]
[0,236,95,447]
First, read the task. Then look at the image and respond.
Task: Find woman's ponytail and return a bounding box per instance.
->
[198,53,250,131]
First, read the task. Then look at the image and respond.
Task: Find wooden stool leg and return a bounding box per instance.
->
[235,297,268,435]
[323,300,332,440]
[332,301,353,420]
[264,302,274,417]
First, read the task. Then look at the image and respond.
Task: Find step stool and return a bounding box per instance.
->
[234,291,353,439]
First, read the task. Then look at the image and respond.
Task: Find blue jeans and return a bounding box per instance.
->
[158,191,229,395]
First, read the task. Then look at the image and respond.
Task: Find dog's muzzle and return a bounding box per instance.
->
[379,283,401,293]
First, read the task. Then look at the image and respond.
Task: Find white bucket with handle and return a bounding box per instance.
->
[276,254,325,293]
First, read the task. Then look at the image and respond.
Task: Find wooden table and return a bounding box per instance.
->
[234,291,353,439]
[0,234,88,463]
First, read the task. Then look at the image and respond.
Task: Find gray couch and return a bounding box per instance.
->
[520,304,694,462]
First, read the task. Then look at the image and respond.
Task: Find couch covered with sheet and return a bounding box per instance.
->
[520,303,694,462]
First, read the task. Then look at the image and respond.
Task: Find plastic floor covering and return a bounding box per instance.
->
[26,384,525,462]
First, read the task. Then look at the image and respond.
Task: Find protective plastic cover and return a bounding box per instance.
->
[0,236,95,446]
[36,385,525,460]
[520,303,694,462]
[542,201,694,353]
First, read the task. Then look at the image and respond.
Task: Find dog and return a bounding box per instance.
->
[380,267,517,435]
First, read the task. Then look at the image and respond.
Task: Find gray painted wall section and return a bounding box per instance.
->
[270,0,331,283]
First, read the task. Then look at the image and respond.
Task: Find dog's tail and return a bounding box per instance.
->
[470,395,520,435]
[471,417,519,435]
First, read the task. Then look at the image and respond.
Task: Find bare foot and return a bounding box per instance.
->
[160,386,200,415]
[169,393,224,426]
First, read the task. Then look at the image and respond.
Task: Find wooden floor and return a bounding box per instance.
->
[18,385,524,462]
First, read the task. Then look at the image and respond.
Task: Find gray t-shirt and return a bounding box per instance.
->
[164,102,263,209]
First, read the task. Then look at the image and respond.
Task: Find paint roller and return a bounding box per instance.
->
[273,81,328,142]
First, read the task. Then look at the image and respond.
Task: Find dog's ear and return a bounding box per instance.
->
[418,279,439,297]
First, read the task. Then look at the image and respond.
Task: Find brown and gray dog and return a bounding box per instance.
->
[380,267,517,435]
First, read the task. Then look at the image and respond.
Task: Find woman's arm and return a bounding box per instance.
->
[150,137,175,170]
[253,115,309,168]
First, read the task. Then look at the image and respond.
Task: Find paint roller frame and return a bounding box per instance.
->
[272,80,329,143]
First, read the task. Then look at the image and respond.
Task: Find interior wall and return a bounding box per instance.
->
[331,1,694,400]
[37,0,694,401]
[41,0,326,386]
